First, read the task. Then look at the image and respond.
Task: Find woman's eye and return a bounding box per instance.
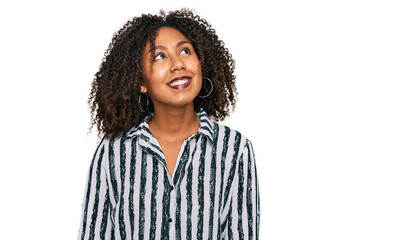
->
[180,48,190,55]
[154,53,165,60]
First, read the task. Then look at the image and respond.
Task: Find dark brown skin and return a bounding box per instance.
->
[88,9,237,139]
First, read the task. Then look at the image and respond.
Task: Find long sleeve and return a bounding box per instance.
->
[78,139,113,240]
[223,140,260,239]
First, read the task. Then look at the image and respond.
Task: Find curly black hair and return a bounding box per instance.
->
[88,9,237,137]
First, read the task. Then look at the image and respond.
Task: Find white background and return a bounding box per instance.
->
[0,0,414,239]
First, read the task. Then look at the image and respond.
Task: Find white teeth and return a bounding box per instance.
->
[170,78,190,86]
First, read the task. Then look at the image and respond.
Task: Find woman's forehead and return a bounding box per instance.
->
[154,27,190,45]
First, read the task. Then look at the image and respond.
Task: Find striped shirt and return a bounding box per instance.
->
[78,110,260,239]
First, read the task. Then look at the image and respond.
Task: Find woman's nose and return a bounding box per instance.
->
[170,56,185,71]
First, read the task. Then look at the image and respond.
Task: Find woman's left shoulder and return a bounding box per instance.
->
[211,121,254,151]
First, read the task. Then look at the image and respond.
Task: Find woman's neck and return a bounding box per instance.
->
[148,105,200,142]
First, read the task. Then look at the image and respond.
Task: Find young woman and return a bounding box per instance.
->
[78,9,260,240]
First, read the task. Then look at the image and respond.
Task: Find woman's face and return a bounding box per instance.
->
[140,27,202,110]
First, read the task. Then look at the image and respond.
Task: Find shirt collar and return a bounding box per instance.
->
[125,109,214,143]
[195,109,214,143]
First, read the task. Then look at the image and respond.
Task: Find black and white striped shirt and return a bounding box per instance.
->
[78,110,260,239]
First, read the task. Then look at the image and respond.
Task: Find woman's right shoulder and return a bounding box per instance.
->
[91,136,112,157]
[93,133,131,154]
[96,134,123,146]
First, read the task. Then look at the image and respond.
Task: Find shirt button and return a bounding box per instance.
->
[168,218,173,223]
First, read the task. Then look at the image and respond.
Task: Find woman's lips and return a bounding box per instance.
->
[167,77,191,90]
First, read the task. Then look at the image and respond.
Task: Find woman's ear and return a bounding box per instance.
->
[140,85,148,93]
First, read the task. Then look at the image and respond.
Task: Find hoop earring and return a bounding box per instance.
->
[197,77,213,98]
[138,93,149,112]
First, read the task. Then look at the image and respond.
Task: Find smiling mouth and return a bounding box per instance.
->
[167,77,191,89]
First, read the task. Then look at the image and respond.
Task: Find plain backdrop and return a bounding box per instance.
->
[0,0,414,239]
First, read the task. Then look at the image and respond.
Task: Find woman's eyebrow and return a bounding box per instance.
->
[153,41,191,51]
[177,40,190,47]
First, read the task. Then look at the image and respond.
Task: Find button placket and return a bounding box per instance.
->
[169,184,176,239]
